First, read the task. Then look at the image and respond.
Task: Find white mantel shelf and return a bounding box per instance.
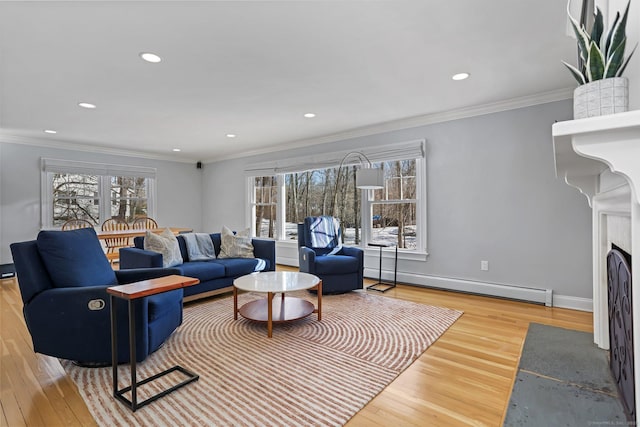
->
[553,110,640,205]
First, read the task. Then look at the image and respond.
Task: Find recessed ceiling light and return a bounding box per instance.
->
[44,129,57,134]
[172,148,181,152]
[140,52,162,63]
[78,102,96,109]
[303,113,316,118]
[452,72,470,81]
[226,134,236,138]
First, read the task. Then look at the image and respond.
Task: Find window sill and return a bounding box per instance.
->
[276,240,428,262]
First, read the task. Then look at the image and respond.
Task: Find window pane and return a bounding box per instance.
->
[53,198,100,227]
[284,168,362,244]
[52,173,100,226]
[373,159,416,201]
[53,173,99,197]
[254,176,277,238]
[371,202,416,249]
[110,176,149,222]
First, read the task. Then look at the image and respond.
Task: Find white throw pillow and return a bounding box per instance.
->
[144,228,183,267]
[218,226,254,259]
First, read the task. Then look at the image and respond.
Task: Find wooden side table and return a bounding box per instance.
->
[367,242,398,292]
[107,274,199,412]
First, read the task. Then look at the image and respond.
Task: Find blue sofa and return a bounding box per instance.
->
[120,233,276,301]
[10,228,183,364]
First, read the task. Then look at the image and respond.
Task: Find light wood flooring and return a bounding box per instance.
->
[1,268,592,426]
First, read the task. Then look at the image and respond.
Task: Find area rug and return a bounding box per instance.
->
[62,291,462,426]
[503,323,627,426]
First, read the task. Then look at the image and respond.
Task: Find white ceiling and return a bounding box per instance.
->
[0,1,578,162]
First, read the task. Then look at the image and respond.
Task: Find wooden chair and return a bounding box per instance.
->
[61,219,94,231]
[101,218,130,264]
[131,217,158,230]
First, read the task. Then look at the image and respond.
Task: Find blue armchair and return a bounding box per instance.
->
[298,216,364,294]
[10,227,183,365]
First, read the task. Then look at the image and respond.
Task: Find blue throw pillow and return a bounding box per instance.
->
[36,228,118,288]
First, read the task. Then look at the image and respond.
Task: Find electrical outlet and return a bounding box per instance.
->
[480,260,489,271]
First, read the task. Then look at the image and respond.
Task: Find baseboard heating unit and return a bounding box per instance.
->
[363,269,554,306]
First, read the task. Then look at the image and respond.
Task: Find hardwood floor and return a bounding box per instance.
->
[0,269,592,426]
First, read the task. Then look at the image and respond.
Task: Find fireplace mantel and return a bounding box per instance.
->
[553,110,640,206]
[553,109,640,420]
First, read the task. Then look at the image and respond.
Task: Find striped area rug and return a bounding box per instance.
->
[63,291,462,426]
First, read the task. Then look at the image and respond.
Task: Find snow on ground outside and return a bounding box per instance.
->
[260,220,416,249]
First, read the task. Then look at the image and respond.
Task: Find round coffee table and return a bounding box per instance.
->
[233,271,322,338]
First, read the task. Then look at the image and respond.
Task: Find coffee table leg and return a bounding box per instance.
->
[267,292,273,338]
[233,286,238,320]
[317,281,322,321]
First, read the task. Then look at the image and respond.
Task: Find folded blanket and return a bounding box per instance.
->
[306,216,342,255]
[183,233,216,261]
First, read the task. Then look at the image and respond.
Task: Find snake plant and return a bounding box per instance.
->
[563,0,637,85]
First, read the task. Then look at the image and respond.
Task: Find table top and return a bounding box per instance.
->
[233,271,320,293]
[96,227,192,240]
[107,274,199,299]
[368,242,395,248]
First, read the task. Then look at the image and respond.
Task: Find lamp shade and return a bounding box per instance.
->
[355,168,384,189]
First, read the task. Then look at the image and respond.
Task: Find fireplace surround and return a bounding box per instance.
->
[553,109,640,419]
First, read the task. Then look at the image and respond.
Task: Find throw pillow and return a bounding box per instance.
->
[36,228,118,288]
[218,226,254,258]
[143,228,183,267]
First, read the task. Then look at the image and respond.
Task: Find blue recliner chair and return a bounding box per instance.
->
[10,227,183,365]
[298,216,364,294]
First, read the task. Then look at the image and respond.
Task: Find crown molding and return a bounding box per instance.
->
[204,87,574,163]
[0,133,197,164]
[1,88,573,165]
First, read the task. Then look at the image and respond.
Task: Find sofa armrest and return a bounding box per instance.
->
[340,246,364,267]
[24,286,150,363]
[115,267,182,285]
[298,246,316,274]
[119,247,163,269]
[252,238,276,271]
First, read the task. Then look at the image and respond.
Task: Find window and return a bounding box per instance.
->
[251,176,278,238]
[247,141,425,252]
[284,166,363,244]
[42,159,156,228]
[110,176,150,222]
[370,160,417,249]
[52,173,100,226]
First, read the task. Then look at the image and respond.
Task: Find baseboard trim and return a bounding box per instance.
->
[0,263,16,279]
[552,295,593,312]
[275,260,590,309]
[367,269,553,306]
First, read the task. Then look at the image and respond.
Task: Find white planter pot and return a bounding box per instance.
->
[573,77,629,119]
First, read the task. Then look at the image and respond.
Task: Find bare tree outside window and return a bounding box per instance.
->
[252,159,418,250]
[371,160,417,249]
[110,176,149,222]
[254,176,277,238]
[52,173,100,227]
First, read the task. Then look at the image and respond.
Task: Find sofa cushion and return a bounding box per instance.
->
[36,228,117,288]
[313,255,360,275]
[177,261,226,282]
[144,228,183,268]
[213,258,267,277]
[219,226,254,258]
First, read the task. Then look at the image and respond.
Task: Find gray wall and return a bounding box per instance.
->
[202,99,593,298]
[1,99,593,299]
[0,142,203,264]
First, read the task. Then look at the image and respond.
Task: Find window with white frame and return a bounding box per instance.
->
[41,158,156,228]
[251,176,278,238]
[246,140,425,252]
